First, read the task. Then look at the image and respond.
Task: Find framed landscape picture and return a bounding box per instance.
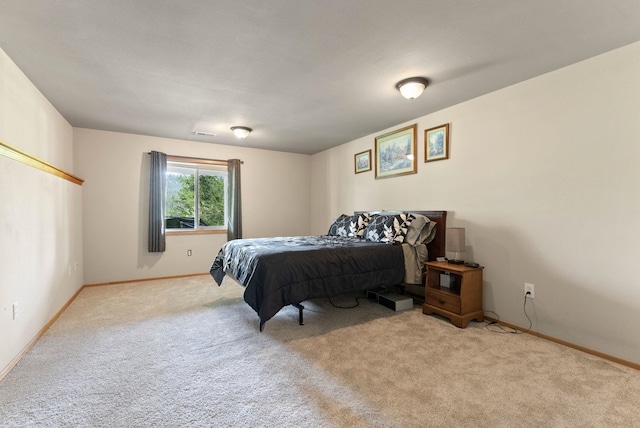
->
[425,123,450,162]
[354,149,372,174]
[374,124,417,179]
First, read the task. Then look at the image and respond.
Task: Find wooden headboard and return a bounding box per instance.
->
[355,210,447,261]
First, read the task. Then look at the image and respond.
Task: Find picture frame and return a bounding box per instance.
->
[425,123,450,162]
[374,124,417,179]
[354,149,372,174]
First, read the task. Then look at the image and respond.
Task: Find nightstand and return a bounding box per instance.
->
[422,261,484,328]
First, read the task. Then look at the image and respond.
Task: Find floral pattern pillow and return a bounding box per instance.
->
[327,213,371,237]
[363,213,416,244]
[327,214,353,237]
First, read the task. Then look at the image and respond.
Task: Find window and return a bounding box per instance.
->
[165,158,228,232]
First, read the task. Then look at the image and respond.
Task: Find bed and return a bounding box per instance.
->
[210,210,447,330]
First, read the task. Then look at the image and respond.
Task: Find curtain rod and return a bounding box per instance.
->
[147,152,243,164]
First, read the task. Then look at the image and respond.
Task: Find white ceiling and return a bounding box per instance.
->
[1,1,640,155]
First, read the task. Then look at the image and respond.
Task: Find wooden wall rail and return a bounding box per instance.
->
[0,139,84,186]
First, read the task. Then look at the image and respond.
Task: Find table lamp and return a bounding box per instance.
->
[446,227,466,264]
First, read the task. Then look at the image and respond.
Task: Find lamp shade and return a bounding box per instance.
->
[231,126,252,139]
[395,77,429,100]
[446,227,466,253]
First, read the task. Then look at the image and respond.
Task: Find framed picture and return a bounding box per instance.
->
[354,149,372,174]
[374,124,417,179]
[425,123,450,162]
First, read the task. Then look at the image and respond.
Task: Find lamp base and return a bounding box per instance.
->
[447,259,465,265]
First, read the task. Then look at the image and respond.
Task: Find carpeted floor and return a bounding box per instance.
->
[1,274,639,427]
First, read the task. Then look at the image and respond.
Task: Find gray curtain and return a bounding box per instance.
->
[227,159,242,240]
[148,151,167,252]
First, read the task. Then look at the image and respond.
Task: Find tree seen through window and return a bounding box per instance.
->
[166,163,227,229]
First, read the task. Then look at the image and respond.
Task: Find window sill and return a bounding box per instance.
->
[167,229,227,236]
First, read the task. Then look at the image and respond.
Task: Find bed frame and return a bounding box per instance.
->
[241,210,447,330]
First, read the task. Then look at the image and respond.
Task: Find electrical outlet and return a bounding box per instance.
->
[13,302,18,320]
[187,249,192,256]
[524,283,535,299]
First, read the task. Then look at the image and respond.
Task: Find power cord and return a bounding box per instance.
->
[522,292,533,332]
[484,293,533,334]
[328,295,368,309]
[484,311,517,334]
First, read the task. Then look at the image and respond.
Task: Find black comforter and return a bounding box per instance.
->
[210,236,404,329]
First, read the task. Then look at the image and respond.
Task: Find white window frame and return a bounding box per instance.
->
[165,156,228,235]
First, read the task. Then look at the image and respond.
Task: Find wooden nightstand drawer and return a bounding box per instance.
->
[426,290,460,314]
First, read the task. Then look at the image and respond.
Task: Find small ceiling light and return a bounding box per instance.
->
[395,77,429,100]
[231,126,252,139]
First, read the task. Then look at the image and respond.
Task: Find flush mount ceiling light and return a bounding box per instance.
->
[395,77,429,100]
[230,126,252,139]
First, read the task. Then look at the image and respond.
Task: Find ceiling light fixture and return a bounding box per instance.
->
[395,77,429,100]
[230,126,252,139]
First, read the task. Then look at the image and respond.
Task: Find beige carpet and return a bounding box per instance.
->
[1,275,639,427]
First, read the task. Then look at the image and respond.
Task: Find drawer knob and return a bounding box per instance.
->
[438,299,445,305]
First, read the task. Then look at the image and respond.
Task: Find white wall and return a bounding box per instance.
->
[74,129,311,284]
[310,41,640,364]
[0,48,83,374]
